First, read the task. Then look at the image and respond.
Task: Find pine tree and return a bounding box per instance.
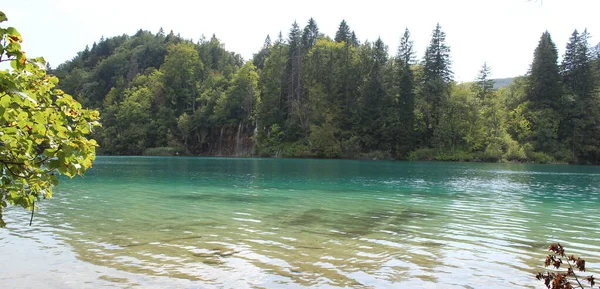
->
[559,29,599,162]
[423,23,452,83]
[526,31,562,153]
[302,18,319,52]
[472,63,503,147]
[528,31,561,109]
[287,21,303,103]
[394,28,416,156]
[334,20,351,43]
[398,28,415,67]
[257,40,288,138]
[561,29,594,99]
[421,23,453,144]
[252,35,272,70]
[473,62,494,100]
[560,30,579,85]
[350,31,359,47]
[359,37,389,151]
[285,21,307,139]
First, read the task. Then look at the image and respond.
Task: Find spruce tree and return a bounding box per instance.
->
[359,38,389,151]
[285,21,306,139]
[526,31,562,153]
[350,31,359,47]
[287,21,303,103]
[252,35,272,70]
[473,62,494,100]
[398,28,415,67]
[302,18,319,52]
[395,28,416,156]
[421,23,453,144]
[334,20,351,43]
[559,29,598,162]
[528,31,561,109]
[423,23,453,83]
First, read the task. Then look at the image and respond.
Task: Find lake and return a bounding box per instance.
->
[1,157,599,288]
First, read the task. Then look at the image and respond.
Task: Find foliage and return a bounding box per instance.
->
[143,146,188,156]
[360,150,392,161]
[536,243,598,289]
[280,142,311,158]
[0,12,100,227]
[408,148,437,161]
[50,18,600,164]
[308,121,341,158]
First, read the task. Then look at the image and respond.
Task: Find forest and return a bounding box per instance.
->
[51,19,600,164]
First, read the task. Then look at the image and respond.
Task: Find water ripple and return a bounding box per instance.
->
[1,158,599,288]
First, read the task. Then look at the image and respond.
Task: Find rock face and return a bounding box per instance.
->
[198,123,255,156]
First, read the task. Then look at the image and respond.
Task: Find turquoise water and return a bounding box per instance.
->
[1,157,600,288]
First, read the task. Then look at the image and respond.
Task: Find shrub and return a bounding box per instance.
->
[341,136,362,159]
[360,150,392,160]
[482,143,503,162]
[280,142,312,158]
[308,124,342,158]
[143,147,189,156]
[409,148,437,161]
[554,149,576,164]
[503,135,528,162]
[531,152,555,164]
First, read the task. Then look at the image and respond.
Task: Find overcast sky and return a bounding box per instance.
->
[3,0,600,81]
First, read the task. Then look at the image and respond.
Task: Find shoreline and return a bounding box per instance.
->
[94,153,580,165]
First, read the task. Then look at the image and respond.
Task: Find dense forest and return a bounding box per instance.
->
[51,19,600,164]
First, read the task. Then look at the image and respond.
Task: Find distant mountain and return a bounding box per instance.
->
[492,77,515,89]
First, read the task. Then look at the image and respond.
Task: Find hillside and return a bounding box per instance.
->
[492,77,515,89]
[51,21,600,163]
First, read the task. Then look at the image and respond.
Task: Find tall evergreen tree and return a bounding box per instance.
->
[285,21,307,139]
[561,29,594,99]
[393,28,416,156]
[252,35,272,70]
[359,37,389,151]
[526,31,562,153]
[350,31,359,47]
[559,29,599,162]
[472,63,503,148]
[528,31,561,109]
[256,40,288,145]
[302,18,319,52]
[473,62,494,100]
[421,23,453,144]
[287,21,303,104]
[423,23,452,83]
[398,28,416,66]
[334,20,351,43]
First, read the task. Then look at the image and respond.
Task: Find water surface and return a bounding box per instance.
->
[1,157,599,288]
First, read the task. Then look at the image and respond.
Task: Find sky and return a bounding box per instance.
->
[3,0,600,82]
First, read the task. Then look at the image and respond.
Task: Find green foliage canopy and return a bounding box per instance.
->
[50,17,600,164]
[0,12,100,227]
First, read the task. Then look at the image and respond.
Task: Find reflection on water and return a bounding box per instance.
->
[1,157,600,288]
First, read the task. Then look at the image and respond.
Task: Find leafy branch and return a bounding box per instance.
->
[536,243,598,289]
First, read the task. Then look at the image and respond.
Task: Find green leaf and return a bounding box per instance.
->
[0,11,7,23]
[6,27,22,41]
[0,17,99,226]
[32,56,46,65]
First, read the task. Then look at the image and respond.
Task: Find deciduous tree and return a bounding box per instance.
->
[0,12,100,227]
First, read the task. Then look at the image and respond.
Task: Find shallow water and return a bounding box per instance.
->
[1,157,599,288]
